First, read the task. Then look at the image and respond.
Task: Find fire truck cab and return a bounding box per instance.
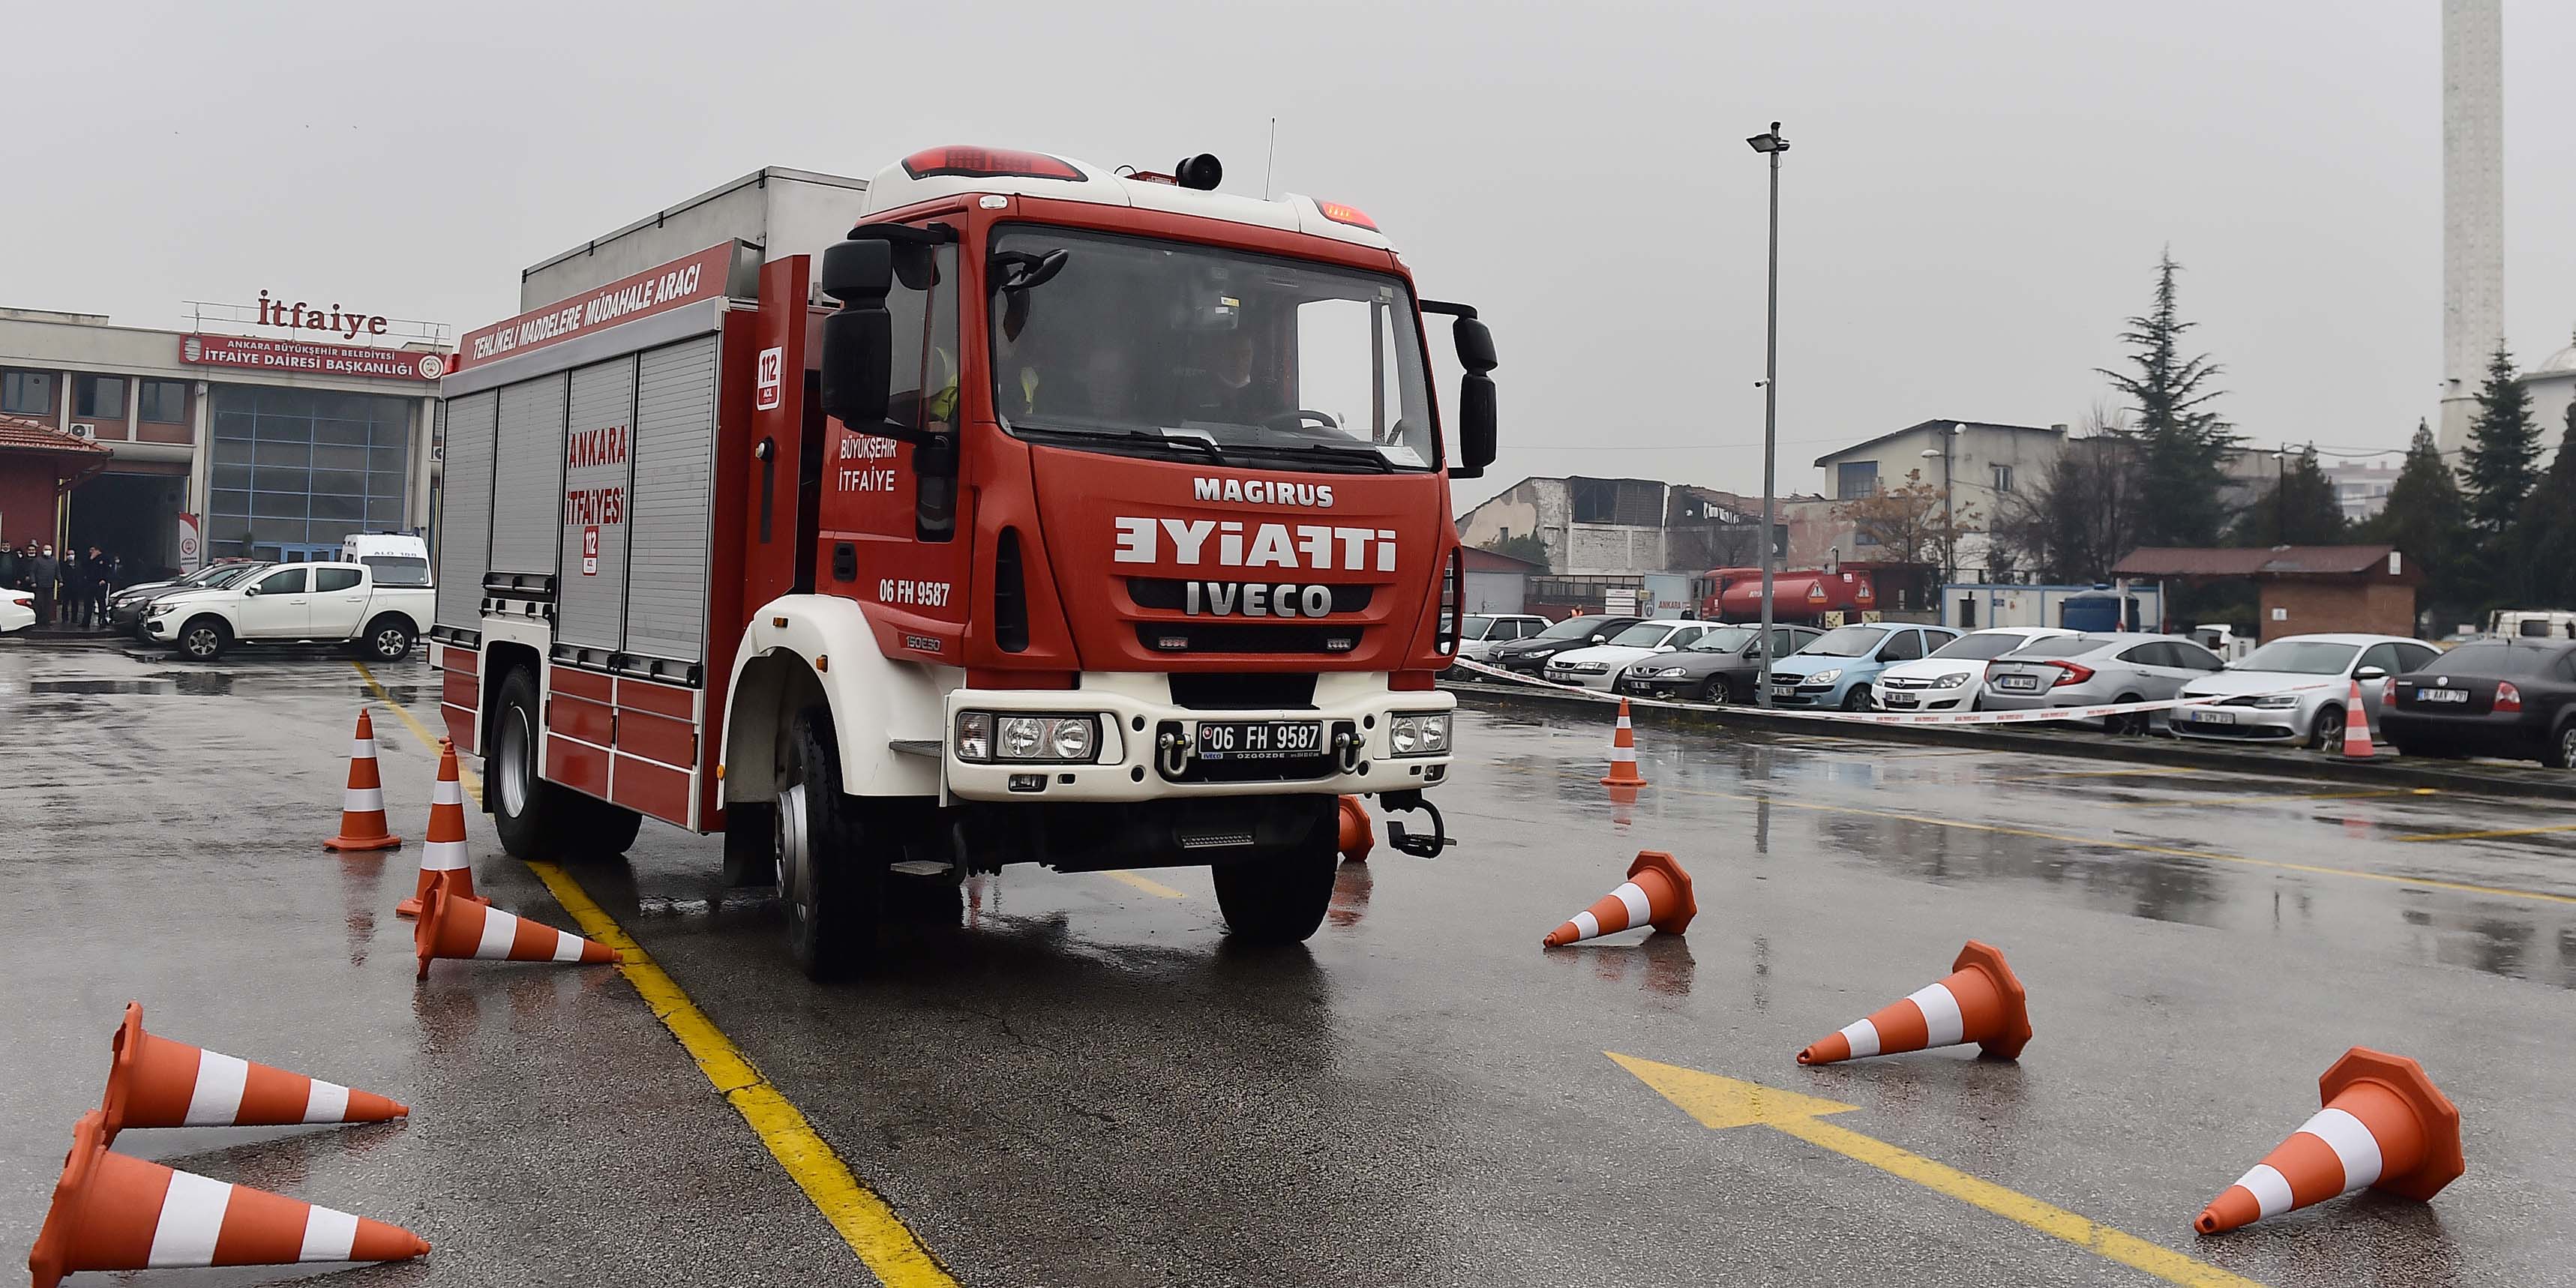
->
[433,146,1496,975]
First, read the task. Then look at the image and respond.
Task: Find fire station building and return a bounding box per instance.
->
[0,307,445,574]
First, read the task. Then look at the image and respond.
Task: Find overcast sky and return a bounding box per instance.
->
[7,0,2572,510]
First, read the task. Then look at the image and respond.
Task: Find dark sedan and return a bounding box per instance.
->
[1483,614,1643,676]
[2380,640,2576,767]
[109,560,268,638]
[1616,624,1822,703]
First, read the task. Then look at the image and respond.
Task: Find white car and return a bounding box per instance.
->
[1871,626,2077,714]
[1543,619,1722,690]
[0,587,32,635]
[144,560,432,662]
[2173,633,2443,749]
[1457,613,1549,663]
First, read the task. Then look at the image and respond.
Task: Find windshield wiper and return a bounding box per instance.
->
[1230,441,1396,473]
[1015,423,1228,465]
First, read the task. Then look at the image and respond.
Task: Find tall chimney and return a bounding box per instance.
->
[2440,0,2503,457]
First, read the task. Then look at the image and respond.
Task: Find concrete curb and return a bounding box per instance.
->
[1443,680,2573,802]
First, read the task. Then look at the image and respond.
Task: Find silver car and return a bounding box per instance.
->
[2171,634,2443,749]
[1980,633,2227,734]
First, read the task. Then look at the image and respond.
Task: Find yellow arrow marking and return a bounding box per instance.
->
[1607,1054,2264,1288]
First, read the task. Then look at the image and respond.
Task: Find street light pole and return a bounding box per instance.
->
[1748,121,1788,706]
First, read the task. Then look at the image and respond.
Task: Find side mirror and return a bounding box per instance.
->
[241,586,259,597]
[1423,305,1498,481]
[1591,633,1609,645]
[817,238,949,478]
[2355,665,2388,681]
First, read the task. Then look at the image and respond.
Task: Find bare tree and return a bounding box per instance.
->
[1990,409,2141,583]
[1835,469,1982,567]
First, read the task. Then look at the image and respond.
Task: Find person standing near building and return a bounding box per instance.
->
[0,543,19,593]
[79,547,112,628]
[28,545,58,625]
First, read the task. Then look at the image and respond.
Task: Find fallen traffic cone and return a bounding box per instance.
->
[98,1002,406,1138]
[1599,698,1648,786]
[28,1111,428,1288]
[414,871,619,981]
[322,710,403,852]
[1337,795,1374,864]
[1796,940,2032,1065]
[396,742,484,918]
[2341,680,2375,759]
[1542,851,1696,947]
[2194,1047,2464,1235]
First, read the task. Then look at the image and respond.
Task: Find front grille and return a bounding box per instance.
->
[1126,578,1374,613]
[1135,623,1361,655]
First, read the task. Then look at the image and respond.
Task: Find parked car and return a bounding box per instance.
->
[109,559,270,639]
[1,588,31,636]
[1618,624,1824,704]
[1457,613,1550,663]
[143,561,431,662]
[2380,639,2576,767]
[1486,614,1644,676]
[1766,623,1961,711]
[1544,619,1725,691]
[1871,626,2076,714]
[1979,633,2225,733]
[2172,634,2442,750]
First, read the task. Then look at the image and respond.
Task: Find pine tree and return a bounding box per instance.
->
[2365,420,2470,625]
[2227,445,2345,546]
[2459,343,2540,536]
[2509,399,2576,607]
[2098,251,2237,547]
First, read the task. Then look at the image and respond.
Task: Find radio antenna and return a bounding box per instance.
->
[1264,117,1279,200]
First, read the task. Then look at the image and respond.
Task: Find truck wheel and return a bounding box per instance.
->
[722,801,779,886]
[177,616,229,662]
[1211,796,1338,945]
[778,706,883,978]
[363,616,415,662]
[490,667,574,859]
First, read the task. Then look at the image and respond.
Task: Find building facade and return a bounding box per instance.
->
[0,308,445,575]
[1810,418,2069,580]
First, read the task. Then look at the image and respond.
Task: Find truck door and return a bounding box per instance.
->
[308,565,369,637]
[238,565,310,638]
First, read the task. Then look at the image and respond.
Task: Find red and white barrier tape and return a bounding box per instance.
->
[1451,657,2325,728]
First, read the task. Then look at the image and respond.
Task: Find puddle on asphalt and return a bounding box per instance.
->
[25,673,236,696]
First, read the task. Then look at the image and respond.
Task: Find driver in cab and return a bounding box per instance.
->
[1178,318,1289,427]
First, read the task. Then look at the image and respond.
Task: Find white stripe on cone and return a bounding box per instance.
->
[431,779,463,806]
[349,739,376,759]
[474,908,520,960]
[1906,981,1966,1047]
[342,787,385,812]
[1570,911,1601,940]
[2232,1163,2296,1218]
[1838,1018,1882,1059]
[298,1207,361,1263]
[420,839,469,873]
[2296,1106,2385,1191]
[1612,882,1652,929]
[303,1080,351,1124]
[148,1170,232,1267]
[182,1050,250,1126]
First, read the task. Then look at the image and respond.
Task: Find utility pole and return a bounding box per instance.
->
[2273,447,2288,545]
[1747,122,1788,705]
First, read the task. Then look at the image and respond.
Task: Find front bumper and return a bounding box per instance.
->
[2170,703,2305,740]
[940,672,1456,804]
[1541,667,1618,690]
[1765,676,1850,707]
[142,613,175,641]
[1874,683,1972,712]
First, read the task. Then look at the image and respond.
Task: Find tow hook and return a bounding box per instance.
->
[1158,728,1195,779]
[1378,789,1456,858]
[1333,727,1366,775]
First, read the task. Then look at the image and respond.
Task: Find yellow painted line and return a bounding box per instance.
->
[355,663,958,1286]
[2396,822,2576,843]
[2097,788,2428,810]
[1990,766,2201,782]
[1102,869,1189,899]
[1612,773,2576,907]
[1609,1054,2262,1288]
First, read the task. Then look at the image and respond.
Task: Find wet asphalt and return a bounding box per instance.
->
[1,639,2572,1288]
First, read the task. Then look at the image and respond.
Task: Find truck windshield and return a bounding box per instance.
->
[987,226,1436,472]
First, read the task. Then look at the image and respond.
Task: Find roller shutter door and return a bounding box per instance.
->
[488,373,567,577]
[433,391,496,632]
[556,356,637,649]
[623,337,718,665]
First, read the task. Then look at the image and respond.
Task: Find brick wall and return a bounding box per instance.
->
[0,454,61,547]
[2259,580,2416,642]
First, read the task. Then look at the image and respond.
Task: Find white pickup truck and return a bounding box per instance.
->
[144,561,431,662]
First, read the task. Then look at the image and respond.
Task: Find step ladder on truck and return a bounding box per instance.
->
[428,146,1498,975]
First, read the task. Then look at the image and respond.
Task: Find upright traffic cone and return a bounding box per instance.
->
[98,1002,406,1138]
[2194,1047,2464,1234]
[28,1111,428,1288]
[1795,940,2032,1065]
[1542,851,1696,947]
[1336,795,1374,864]
[2341,680,2376,759]
[414,871,618,981]
[1599,698,1649,786]
[395,742,482,918]
[322,710,402,852]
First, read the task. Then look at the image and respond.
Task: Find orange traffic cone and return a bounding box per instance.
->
[98,1002,406,1138]
[2195,1047,2464,1234]
[1542,851,1696,947]
[1337,795,1374,864]
[1796,940,2032,1065]
[396,742,483,918]
[322,710,403,852]
[2341,680,2375,759]
[1599,698,1648,787]
[28,1111,428,1288]
[414,871,618,981]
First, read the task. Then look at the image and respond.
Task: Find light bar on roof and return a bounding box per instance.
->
[1316,201,1378,231]
[901,146,1085,182]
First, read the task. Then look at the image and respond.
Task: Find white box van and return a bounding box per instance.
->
[339,533,433,588]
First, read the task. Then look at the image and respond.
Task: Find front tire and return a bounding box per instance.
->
[1701,676,1735,705]
[1210,796,1338,945]
[490,667,571,858]
[1840,686,1871,712]
[777,706,883,978]
[2307,705,2344,752]
[176,616,229,662]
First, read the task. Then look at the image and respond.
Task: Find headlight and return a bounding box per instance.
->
[1930,672,1969,689]
[1806,669,1843,685]
[1390,711,1451,757]
[2252,693,2300,708]
[148,603,178,619]
[1649,666,1690,678]
[955,711,1103,764]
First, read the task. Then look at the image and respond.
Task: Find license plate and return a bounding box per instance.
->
[1882,693,1918,708]
[1772,686,1798,699]
[2185,708,2235,724]
[1996,675,2038,691]
[2416,689,2469,704]
[1196,720,1325,761]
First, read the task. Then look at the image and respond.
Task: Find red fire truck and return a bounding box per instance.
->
[431,147,1496,975]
